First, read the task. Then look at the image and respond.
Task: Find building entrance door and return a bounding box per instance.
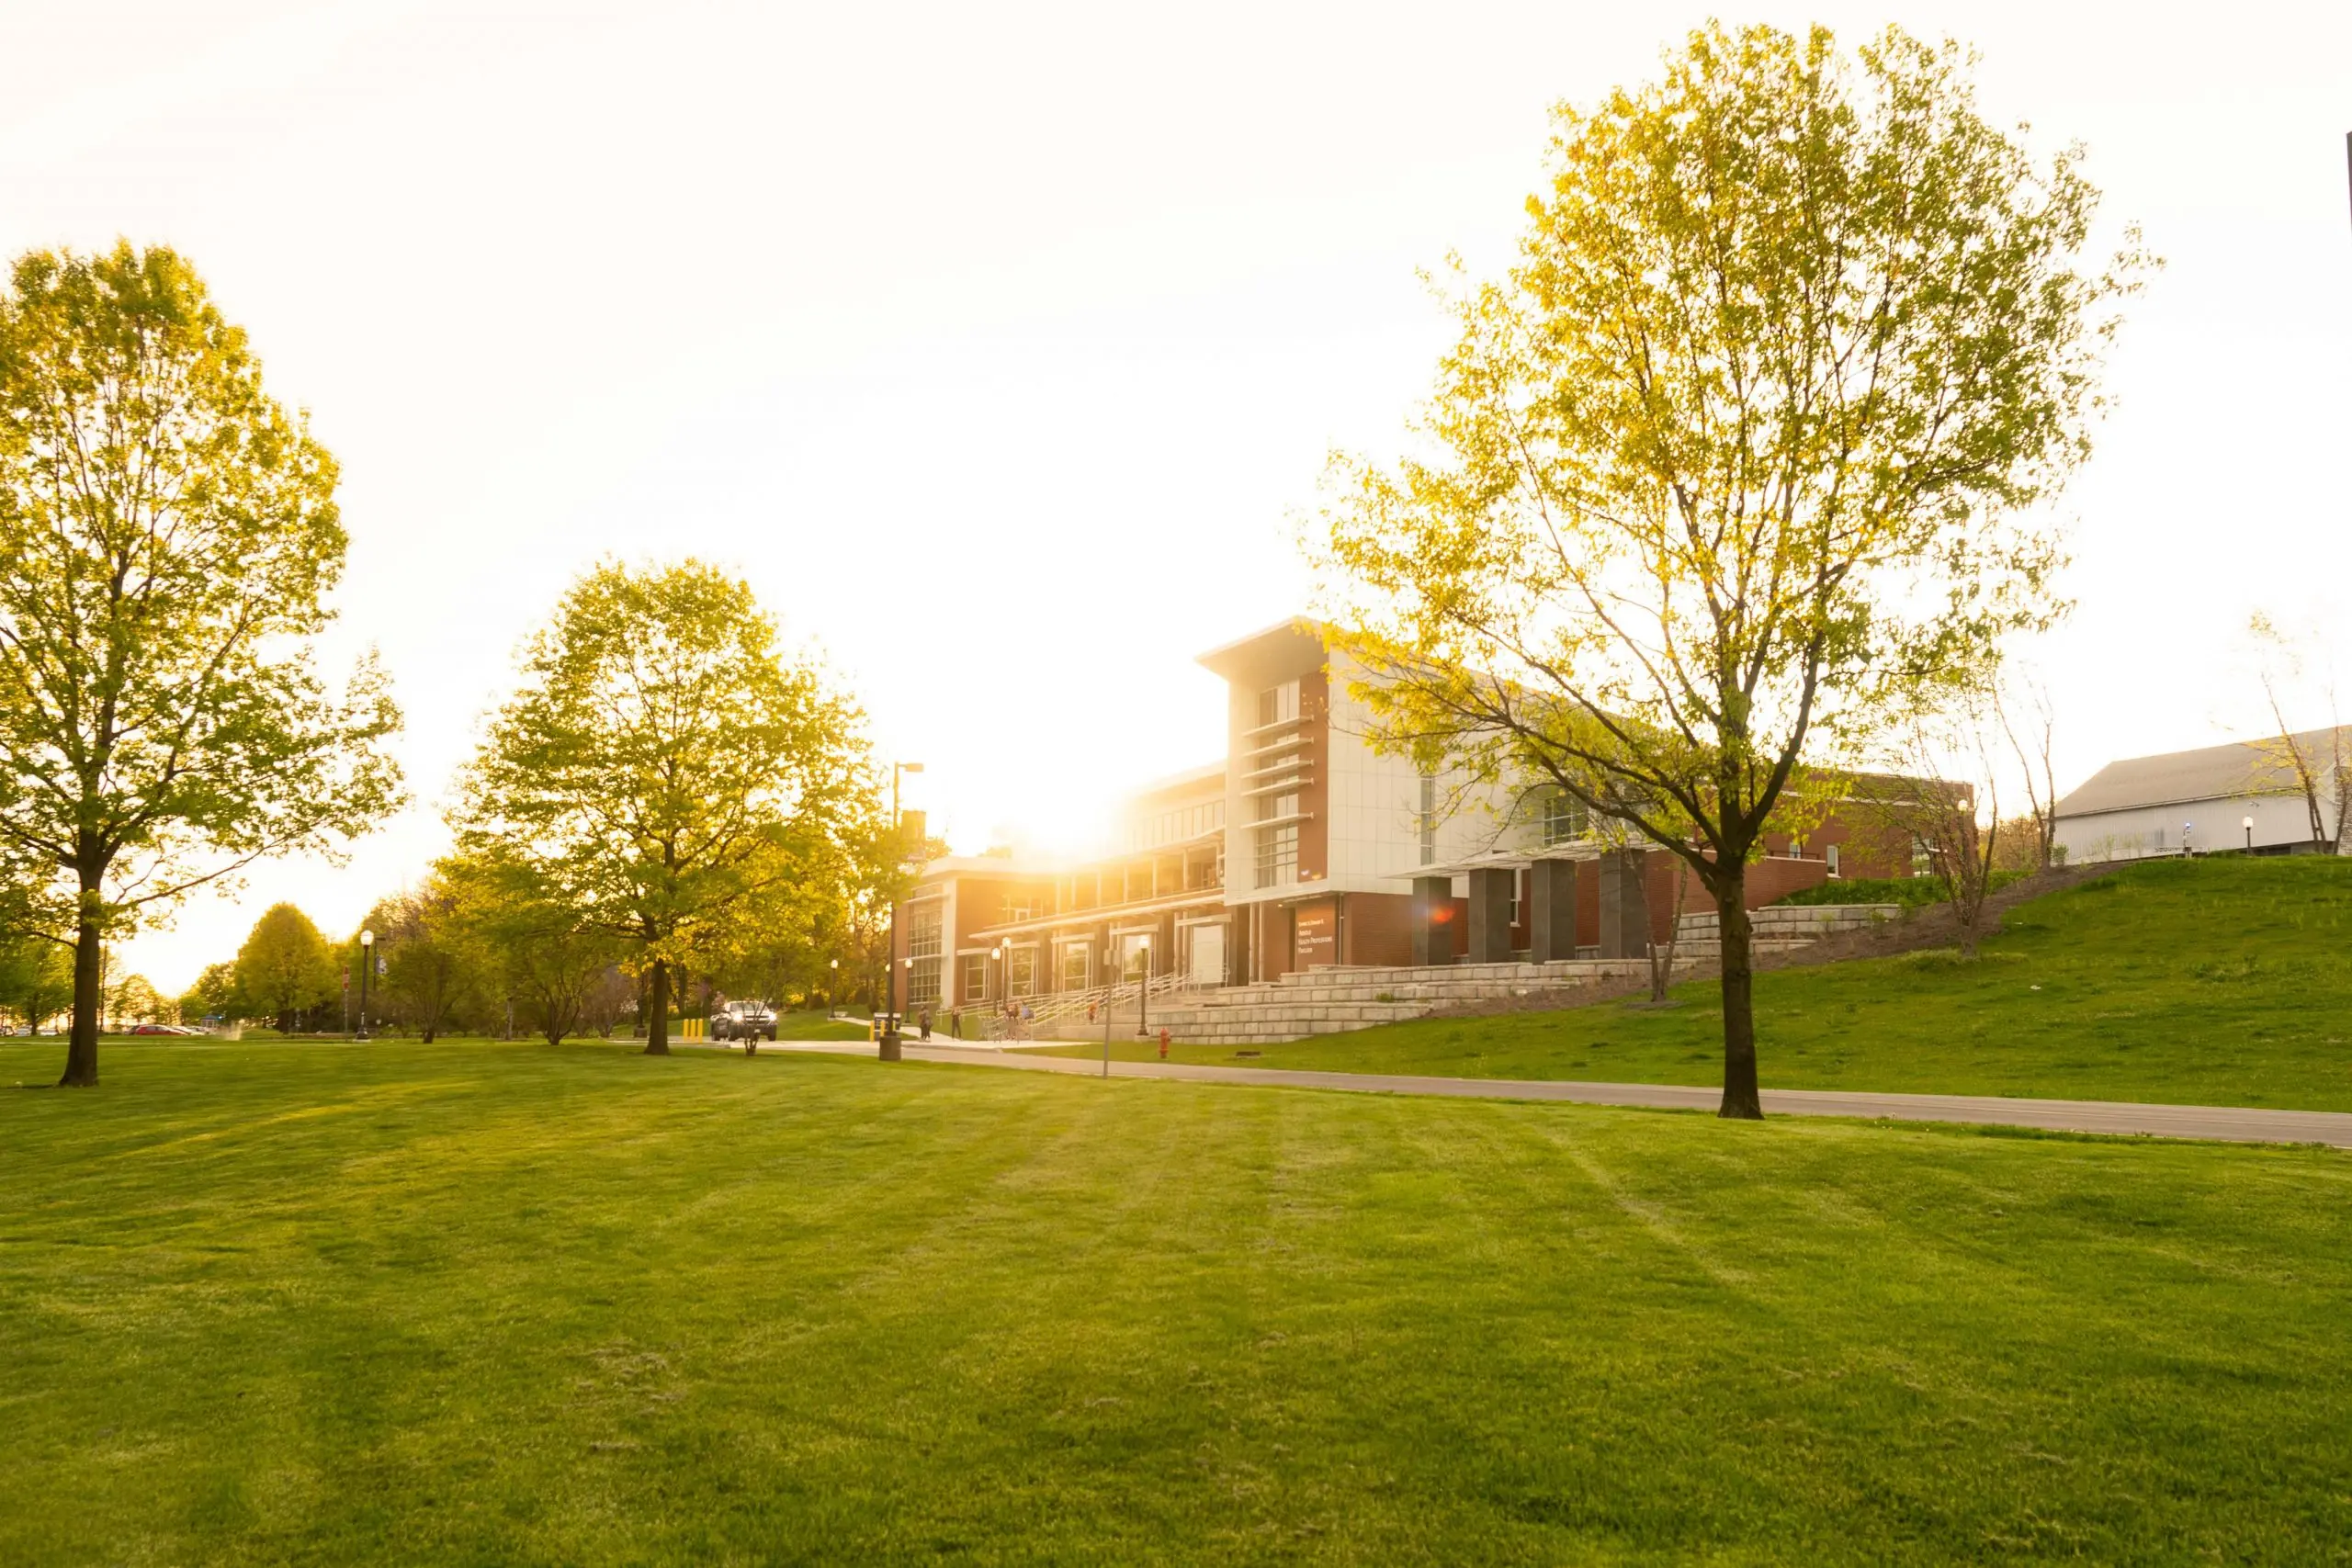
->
[1187,924,1225,987]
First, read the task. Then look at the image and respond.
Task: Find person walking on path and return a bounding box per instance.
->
[918,1008,932,1042]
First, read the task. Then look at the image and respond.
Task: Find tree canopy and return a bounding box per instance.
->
[454,559,878,1052]
[1316,25,2143,1116]
[0,243,403,1085]
[232,902,339,1032]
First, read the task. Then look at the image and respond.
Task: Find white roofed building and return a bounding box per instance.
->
[2052,729,2350,863]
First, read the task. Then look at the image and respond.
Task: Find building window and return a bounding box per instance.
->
[1257,681,1299,728]
[959,955,986,1002]
[1256,791,1298,822]
[908,958,941,1006]
[1060,944,1091,991]
[1254,823,1298,888]
[1010,947,1037,997]
[1540,788,1589,847]
[1419,773,1436,866]
[908,907,942,961]
[1824,842,1841,877]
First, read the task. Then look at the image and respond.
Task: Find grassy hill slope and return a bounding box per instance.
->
[1056,857,2352,1110]
[4,1039,2349,1562]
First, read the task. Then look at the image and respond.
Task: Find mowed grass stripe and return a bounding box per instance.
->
[2,1039,2347,1562]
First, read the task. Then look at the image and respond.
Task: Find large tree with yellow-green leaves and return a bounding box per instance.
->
[453,560,880,1053]
[0,244,402,1086]
[1317,25,2145,1117]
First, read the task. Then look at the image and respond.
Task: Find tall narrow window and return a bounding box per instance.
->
[1419,773,1436,866]
[1254,823,1298,888]
[1257,681,1300,728]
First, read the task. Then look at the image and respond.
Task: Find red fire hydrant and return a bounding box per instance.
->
[1159,1028,1170,1059]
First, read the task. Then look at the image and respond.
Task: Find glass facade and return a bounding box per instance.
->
[1254,822,1297,888]
[1257,680,1300,727]
[1126,798,1226,852]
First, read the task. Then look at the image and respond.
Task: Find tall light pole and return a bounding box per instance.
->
[1136,932,1151,1040]
[2245,813,2255,853]
[881,761,924,1062]
[356,930,374,1042]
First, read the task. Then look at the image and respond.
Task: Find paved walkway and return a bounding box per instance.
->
[776,1040,2352,1149]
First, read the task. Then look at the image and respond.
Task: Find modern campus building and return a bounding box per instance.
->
[895,620,1922,1009]
[2053,728,2349,863]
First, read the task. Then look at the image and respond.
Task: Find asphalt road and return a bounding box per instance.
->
[775,1039,2352,1149]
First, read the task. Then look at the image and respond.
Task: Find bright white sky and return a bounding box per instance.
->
[3,0,2347,993]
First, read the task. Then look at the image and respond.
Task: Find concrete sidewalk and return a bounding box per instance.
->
[777,1040,2352,1149]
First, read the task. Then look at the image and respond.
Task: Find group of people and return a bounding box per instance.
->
[901,1004,1030,1042]
[896,1001,1035,1043]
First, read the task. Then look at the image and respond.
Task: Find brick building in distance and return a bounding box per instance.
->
[894,620,1926,1010]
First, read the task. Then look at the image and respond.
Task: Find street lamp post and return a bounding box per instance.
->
[356,930,374,1042]
[2245,814,2255,853]
[881,760,924,1063]
[1135,933,1151,1041]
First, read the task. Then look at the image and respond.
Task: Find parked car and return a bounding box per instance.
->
[710,1000,777,1043]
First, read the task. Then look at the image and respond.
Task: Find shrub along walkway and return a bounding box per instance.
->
[790,1041,2352,1148]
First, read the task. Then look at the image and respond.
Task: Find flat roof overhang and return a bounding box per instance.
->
[970,887,1231,942]
[1195,616,1327,684]
[1385,842,1615,880]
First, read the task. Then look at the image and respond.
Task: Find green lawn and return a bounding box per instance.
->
[772,1010,872,1041]
[5,1039,2350,1563]
[1053,857,2352,1111]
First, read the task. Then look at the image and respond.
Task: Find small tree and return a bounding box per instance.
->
[2247,613,2347,852]
[0,934,74,1033]
[455,561,876,1054]
[1317,25,2140,1116]
[446,853,623,1047]
[232,902,339,1033]
[1855,715,2002,957]
[1998,676,2063,870]
[367,875,471,1043]
[178,960,238,1028]
[109,974,170,1028]
[0,244,402,1086]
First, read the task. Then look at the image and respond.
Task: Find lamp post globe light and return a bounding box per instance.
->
[356,930,374,1042]
[881,761,923,1063]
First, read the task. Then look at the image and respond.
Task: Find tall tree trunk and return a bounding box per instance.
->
[645,958,671,1055]
[61,898,103,1088]
[1714,869,1762,1120]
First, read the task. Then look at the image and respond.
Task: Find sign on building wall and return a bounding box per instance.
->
[1295,900,1337,970]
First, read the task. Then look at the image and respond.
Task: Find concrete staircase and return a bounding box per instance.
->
[1040,958,1656,1046]
[1024,902,1905,1047]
